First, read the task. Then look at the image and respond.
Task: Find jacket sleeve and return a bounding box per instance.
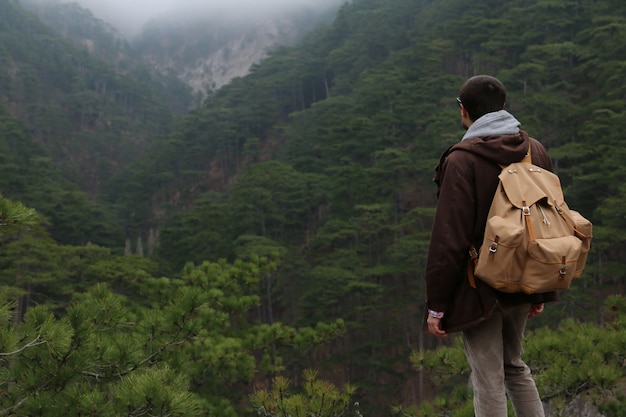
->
[425,150,477,313]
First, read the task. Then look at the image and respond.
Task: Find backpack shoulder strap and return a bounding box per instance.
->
[522,143,532,164]
[499,144,532,169]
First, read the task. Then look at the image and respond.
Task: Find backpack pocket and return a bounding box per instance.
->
[522,235,582,293]
[570,210,592,278]
[474,215,524,291]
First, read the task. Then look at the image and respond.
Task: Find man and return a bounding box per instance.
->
[424,75,556,417]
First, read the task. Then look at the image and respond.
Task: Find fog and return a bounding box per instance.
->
[53,0,344,37]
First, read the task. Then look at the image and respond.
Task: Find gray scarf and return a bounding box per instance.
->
[461,110,520,141]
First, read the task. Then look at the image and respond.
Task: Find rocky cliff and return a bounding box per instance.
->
[133,6,339,102]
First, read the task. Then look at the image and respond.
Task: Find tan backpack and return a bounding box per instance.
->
[469,150,592,294]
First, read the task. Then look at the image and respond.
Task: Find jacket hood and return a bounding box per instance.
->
[453,131,530,166]
[462,110,520,141]
[433,131,530,191]
[454,110,528,166]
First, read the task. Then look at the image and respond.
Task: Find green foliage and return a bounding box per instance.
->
[0,104,119,247]
[0,253,345,416]
[0,236,160,317]
[0,0,191,248]
[0,285,204,417]
[0,193,44,238]
[156,191,235,273]
[601,394,626,417]
[250,369,361,417]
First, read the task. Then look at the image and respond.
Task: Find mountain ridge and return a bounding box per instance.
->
[133,4,341,101]
[138,16,303,96]
[24,0,343,103]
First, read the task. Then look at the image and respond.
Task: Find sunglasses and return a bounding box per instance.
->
[456,97,462,108]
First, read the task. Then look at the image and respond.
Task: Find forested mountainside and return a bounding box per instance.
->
[0,0,625,416]
[0,0,193,245]
[0,1,190,226]
[21,0,194,112]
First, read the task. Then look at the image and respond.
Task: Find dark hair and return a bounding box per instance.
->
[458,75,506,122]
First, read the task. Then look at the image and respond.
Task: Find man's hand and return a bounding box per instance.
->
[427,316,447,338]
[528,303,544,318]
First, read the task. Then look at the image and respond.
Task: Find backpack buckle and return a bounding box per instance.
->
[488,236,500,258]
[469,245,479,260]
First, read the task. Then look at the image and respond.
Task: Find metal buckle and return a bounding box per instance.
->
[489,241,498,253]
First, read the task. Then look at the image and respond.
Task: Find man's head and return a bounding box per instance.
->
[457,75,506,124]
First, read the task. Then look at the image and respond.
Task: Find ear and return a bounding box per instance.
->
[460,105,473,127]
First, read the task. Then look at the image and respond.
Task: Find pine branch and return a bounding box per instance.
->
[0,196,43,237]
[0,398,26,416]
[0,334,46,357]
[80,311,190,381]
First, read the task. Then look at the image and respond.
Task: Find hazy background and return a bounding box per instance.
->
[54,0,345,37]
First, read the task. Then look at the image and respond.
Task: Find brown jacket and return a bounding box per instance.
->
[424,131,557,333]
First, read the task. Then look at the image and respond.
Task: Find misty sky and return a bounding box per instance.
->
[62,0,343,37]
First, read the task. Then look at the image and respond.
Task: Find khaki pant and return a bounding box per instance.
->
[462,303,545,417]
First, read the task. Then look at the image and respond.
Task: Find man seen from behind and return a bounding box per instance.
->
[424,75,556,417]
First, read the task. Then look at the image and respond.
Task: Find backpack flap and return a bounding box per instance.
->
[498,162,564,209]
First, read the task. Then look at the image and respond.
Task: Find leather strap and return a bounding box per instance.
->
[467,245,479,289]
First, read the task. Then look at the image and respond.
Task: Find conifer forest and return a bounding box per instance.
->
[0,0,625,415]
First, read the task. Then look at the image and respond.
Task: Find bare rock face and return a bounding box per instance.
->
[133,5,339,103]
[138,16,301,98]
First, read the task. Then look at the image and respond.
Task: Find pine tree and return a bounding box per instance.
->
[0,194,44,240]
[251,369,361,417]
[0,197,346,416]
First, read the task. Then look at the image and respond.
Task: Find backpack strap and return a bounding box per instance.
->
[556,205,592,240]
[522,143,532,164]
[467,245,479,289]
[522,200,536,241]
